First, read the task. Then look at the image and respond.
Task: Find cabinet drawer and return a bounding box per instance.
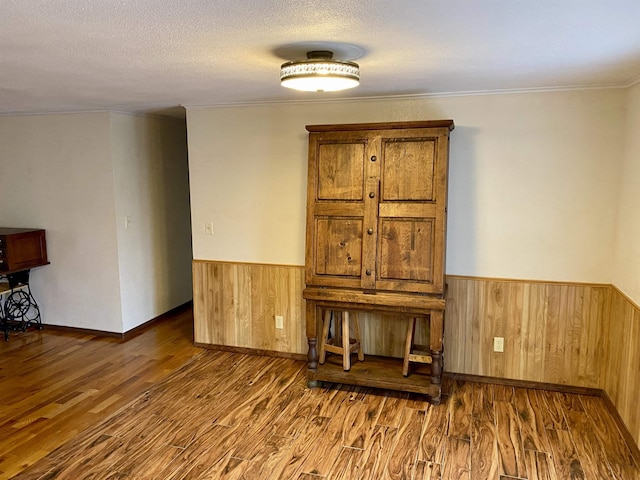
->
[0,229,48,272]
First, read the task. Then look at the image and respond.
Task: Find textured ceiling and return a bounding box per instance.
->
[1,0,639,117]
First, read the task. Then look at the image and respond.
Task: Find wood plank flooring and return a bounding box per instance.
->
[2,308,639,479]
[0,306,202,479]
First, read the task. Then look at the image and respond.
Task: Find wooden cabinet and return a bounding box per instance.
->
[303,120,454,404]
[0,228,48,273]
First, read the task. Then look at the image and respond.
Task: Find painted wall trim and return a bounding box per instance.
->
[41,301,193,340]
[183,82,630,110]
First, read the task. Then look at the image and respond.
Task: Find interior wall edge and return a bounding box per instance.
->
[603,286,640,451]
[600,389,640,466]
[611,283,640,311]
[443,371,602,397]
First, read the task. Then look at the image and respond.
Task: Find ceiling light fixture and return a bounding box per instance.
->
[280,50,360,92]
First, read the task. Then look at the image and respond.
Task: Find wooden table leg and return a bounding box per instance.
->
[306,300,318,370]
[429,309,444,386]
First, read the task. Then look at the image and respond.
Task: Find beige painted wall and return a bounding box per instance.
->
[0,112,123,331]
[0,111,192,333]
[187,88,625,284]
[613,82,640,304]
[110,113,193,331]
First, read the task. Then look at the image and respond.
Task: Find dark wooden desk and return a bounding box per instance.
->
[0,228,49,340]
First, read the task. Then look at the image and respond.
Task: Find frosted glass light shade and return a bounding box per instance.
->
[280,53,360,92]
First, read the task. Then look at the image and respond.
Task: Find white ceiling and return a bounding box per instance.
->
[2,0,640,118]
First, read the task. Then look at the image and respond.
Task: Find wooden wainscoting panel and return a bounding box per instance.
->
[194,259,429,359]
[603,287,640,447]
[195,266,611,389]
[359,313,429,358]
[193,260,307,354]
[444,276,609,388]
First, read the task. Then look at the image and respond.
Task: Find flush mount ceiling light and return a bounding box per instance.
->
[280,50,360,92]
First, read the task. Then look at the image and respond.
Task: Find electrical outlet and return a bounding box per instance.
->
[493,337,504,353]
[205,222,214,235]
[275,315,284,330]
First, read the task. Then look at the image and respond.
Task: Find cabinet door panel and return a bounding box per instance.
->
[381,138,436,201]
[306,133,368,289]
[378,203,436,219]
[378,218,434,283]
[317,142,365,201]
[305,123,451,295]
[314,218,363,277]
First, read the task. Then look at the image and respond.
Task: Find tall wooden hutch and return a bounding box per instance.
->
[303,120,454,404]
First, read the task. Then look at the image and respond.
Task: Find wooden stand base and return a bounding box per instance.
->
[304,287,445,405]
[307,353,442,404]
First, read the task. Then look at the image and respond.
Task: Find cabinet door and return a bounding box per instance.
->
[305,132,373,289]
[375,129,449,294]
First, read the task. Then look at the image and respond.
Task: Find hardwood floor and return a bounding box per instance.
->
[2,308,639,479]
[0,306,202,479]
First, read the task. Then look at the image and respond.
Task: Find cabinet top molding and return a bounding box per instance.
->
[0,228,44,235]
[306,120,454,133]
